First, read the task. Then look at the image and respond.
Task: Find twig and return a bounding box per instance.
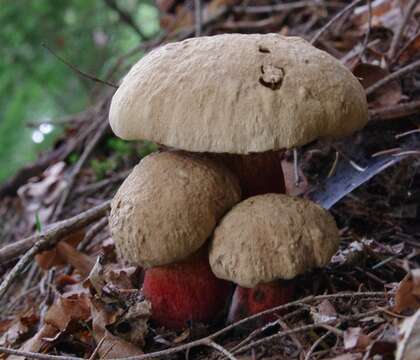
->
[310,0,364,44]
[75,169,130,195]
[304,331,332,360]
[327,151,340,178]
[194,0,203,36]
[0,201,111,264]
[388,0,420,59]
[42,43,118,89]
[0,292,386,360]
[77,217,109,251]
[395,128,420,139]
[233,322,335,355]
[366,59,420,96]
[204,339,237,360]
[88,337,106,360]
[0,200,110,299]
[359,0,372,60]
[233,1,342,14]
[103,0,146,39]
[0,347,81,360]
[52,118,109,220]
[368,100,420,121]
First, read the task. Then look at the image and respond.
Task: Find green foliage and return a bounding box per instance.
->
[106,137,134,157]
[138,141,158,158]
[90,158,118,180]
[0,0,160,182]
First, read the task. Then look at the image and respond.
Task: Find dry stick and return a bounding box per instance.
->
[103,0,146,39]
[52,118,109,220]
[0,201,110,300]
[368,100,420,121]
[366,58,420,96]
[310,0,364,44]
[0,201,111,265]
[233,322,336,356]
[77,217,109,251]
[388,0,420,59]
[194,0,203,36]
[359,0,372,60]
[75,169,130,195]
[232,308,381,356]
[204,339,237,360]
[42,43,118,89]
[303,331,333,360]
[0,347,81,360]
[233,0,343,14]
[0,292,386,360]
[112,292,384,360]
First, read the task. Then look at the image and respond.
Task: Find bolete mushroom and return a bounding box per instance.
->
[110,151,241,329]
[209,194,340,322]
[110,33,368,198]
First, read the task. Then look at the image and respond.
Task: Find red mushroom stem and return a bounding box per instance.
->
[143,250,232,330]
[211,150,285,199]
[212,150,293,322]
[227,281,295,323]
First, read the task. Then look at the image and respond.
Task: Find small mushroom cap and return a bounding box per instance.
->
[110,34,368,154]
[209,194,340,288]
[110,151,241,267]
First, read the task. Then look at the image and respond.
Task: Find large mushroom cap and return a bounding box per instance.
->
[110,151,241,267]
[209,194,340,288]
[110,33,368,154]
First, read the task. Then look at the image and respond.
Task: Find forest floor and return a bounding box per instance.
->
[1,0,420,359]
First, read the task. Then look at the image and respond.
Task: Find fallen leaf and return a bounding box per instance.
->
[91,298,144,358]
[0,311,38,347]
[56,241,95,277]
[352,0,404,31]
[396,309,420,360]
[397,32,420,65]
[17,162,67,227]
[353,62,402,108]
[343,327,371,350]
[36,229,85,270]
[394,269,420,314]
[311,300,337,324]
[7,324,59,360]
[44,293,91,332]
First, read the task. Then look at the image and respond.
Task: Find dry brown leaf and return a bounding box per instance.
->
[353,0,404,30]
[396,309,420,360]
[394,269,420,314]
[353,62,402,108]
[56,241,95,277]
[397,33,420,65]
[7,324,59,360]
[0,311,38,347]
[91,298,145,358]
[17,162,67,226]
[44,293,91,332]
[36,229,85,270]
[311,300,338,324]
[343,327,371,351]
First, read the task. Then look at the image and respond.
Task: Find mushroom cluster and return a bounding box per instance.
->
[109,33,368,329]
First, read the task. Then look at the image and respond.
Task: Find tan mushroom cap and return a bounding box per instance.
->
[110,151,241,267]
[110,33,368,154]
[209,194,340,288]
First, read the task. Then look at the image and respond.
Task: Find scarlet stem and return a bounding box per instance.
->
[212,151,285,198]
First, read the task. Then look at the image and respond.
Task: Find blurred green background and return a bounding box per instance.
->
[0,0,160,182]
